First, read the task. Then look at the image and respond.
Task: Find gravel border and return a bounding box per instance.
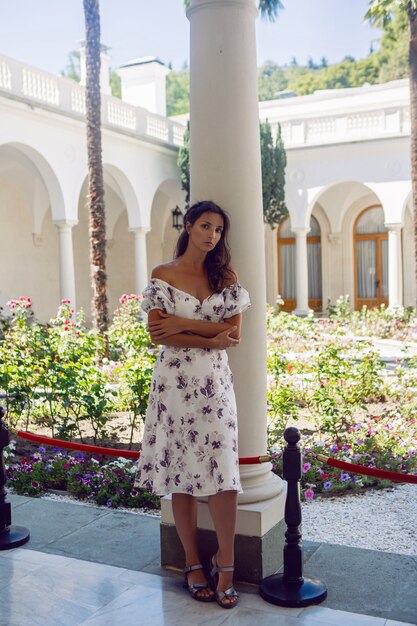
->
[301,484,417,556]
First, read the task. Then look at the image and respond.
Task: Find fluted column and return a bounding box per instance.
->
[386,223,403,308]
[293,226,311,316]
[130,226,150,295]
[187,0,282,504]
[55,221,77,309]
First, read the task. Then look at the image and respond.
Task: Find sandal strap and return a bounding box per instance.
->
[183,563,203,575]
[209,556,235,576]
[216,565,234,573]
[216,586,239,600]
[189,582,210,592]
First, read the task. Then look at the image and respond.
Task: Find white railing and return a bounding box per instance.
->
[0,55,185,148]
[277,104,409,148]
[0,54,410,151]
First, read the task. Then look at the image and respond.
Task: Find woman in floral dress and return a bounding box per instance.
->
[135,200,250,609]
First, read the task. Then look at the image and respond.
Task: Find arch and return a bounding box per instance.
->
[74,164,142,229]
[146,178,184,274]
[0,142,65,222]
[104,164,142,229]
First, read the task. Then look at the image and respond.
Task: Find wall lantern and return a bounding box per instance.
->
[171,205,183,231]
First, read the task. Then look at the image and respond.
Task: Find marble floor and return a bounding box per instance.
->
[0,548,413,626]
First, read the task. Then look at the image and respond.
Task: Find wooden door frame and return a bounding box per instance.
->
[353,206,388,309]
[277,226,322,312]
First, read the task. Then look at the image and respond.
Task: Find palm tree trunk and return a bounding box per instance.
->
[83,0,108,333]
[409,4,417,307]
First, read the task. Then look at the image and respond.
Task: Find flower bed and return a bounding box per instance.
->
[1,295,417,505]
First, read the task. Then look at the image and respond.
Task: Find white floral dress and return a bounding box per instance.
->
[134,278,250,497]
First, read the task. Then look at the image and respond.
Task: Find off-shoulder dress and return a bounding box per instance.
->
[134,278,250,497]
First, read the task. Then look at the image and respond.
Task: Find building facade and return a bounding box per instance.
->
[0,52,412,322]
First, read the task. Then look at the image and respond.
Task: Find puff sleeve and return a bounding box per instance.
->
[222,284,251,318]
[141,279,176,315]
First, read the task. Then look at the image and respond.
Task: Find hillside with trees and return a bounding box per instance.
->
[166,7,407,115]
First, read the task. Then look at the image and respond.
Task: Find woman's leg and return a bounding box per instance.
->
[207,490,238,604]
[172,493,213,598]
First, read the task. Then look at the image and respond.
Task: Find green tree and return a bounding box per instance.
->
[366,0,417,302]
[258,60,289,100]
[183,0,284,19]
[83,0,108,334]
[260,120,288,228]
[61,51,81,82]
[166,70,190,116]
[177,121,190,208]
[109,70,121,98]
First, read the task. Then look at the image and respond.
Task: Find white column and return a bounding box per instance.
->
[293,226,311,316]
[265,225,278,305]
[55,221,77,309]
[160,0,287,583]
[187,0,283,504]
[386,223,403,308]
[130,227,150,294]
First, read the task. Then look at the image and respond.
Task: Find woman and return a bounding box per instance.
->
[135,200,250,609]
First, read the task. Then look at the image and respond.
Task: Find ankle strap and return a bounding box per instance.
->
[183,563,203,574]
[216,565,234,573]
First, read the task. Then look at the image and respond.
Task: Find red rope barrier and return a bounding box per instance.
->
[16,430,140,459]
[315,453,417,485]
[14,430,272,465]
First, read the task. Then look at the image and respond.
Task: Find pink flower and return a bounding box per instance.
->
[61,299,71,304]
[302,462,311,473]
[304,489,314,501]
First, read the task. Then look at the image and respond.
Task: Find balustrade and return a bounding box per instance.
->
[0,54,185,148]
[0,54,410,151]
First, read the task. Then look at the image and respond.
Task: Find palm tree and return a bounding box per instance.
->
[183,0,283,20]
[83,0,108,334]
[366,1,417,303]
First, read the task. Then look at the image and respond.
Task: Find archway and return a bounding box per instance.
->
[0,143,60,321]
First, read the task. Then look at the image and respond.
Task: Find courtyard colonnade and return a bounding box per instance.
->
[0,57,413,321]
[0,53,184,322]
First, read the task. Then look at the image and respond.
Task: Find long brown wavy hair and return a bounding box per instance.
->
[174,200,234,292]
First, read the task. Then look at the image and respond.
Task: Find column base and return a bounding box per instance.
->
[160,491,286,584]
[292,308,313,317]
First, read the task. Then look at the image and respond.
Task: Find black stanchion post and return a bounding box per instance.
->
[0,406,30,549]
[260,427,327,607]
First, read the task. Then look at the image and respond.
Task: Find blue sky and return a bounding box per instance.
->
[0,0,380,75]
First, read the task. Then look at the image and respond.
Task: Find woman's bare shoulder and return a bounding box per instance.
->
[151,262,178,282]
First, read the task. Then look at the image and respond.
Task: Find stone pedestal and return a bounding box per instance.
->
[161,492,286,584]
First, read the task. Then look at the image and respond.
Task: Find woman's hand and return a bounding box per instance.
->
[211,326,240,349]
[148,310,184,339]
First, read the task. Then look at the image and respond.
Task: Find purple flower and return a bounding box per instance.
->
[106,499,113,508]
[340,473,350,481]
[323,481,332,489]
[38,447,46,454]
[304,489,314,501]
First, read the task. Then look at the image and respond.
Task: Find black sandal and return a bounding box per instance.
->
[183,563,215,602]
[207,556,239,609]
